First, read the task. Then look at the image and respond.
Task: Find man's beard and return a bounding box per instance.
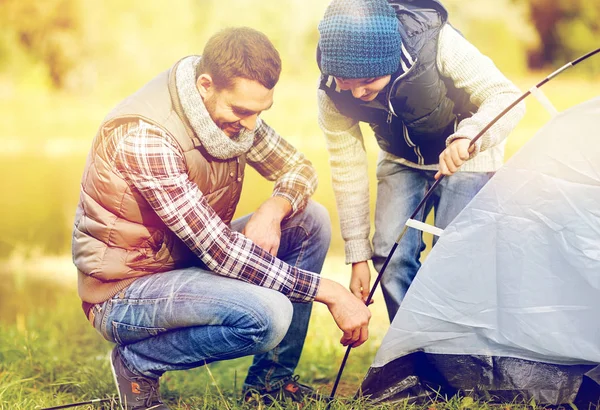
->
[203,94,241,137]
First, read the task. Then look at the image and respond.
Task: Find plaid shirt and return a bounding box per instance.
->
[107,118,321,303]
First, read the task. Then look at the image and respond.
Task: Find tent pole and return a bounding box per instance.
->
[40,397,113,410]
[326,46,600,405]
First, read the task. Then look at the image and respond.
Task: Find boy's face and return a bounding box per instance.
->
[334,75,392,102]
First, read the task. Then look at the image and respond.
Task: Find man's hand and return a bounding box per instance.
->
[435,138,475,180]
[243,197,292,256]
[315,278,371,347]
[350,261,372,304]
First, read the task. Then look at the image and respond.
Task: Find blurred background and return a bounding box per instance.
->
[0,0,598,407]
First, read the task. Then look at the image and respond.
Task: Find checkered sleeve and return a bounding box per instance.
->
[246,118,318,217]
[111,121,320,302]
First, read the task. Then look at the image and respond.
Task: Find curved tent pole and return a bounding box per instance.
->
[327,46,600,403]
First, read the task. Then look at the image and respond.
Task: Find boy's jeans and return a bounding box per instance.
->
[372,160,493,322]
[91,201,331,390]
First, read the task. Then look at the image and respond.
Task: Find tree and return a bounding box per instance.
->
[0,0,84,88]
[519,0,600,69]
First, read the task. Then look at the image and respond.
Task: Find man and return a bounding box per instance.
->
[72,27,371,410]
[316,0,526,322]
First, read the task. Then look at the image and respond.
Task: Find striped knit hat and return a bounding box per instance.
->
[318,0,401,79]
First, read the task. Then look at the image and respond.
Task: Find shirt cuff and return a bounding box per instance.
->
[289,268,321,302]
[344,239,373,265]
[272,189,304,218]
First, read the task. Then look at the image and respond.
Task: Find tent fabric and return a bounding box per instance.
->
[360,97,600,406]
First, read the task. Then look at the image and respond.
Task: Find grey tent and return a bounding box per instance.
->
[360,97,600,406]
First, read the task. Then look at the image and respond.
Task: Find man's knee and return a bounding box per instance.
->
[303,201,332,246]
[252,292,294,354]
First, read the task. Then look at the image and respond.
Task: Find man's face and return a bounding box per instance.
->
[334,75,392,102]
[197,75,274,137]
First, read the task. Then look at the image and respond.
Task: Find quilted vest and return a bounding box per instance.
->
[72,59,246,305]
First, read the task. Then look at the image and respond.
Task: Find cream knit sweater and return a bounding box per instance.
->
[317,24,526,264]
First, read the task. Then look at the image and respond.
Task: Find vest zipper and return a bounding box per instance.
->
[385,79,398,125]
[385,58,423,163]
[384,58,417,124]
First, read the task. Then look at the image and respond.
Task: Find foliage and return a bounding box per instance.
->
[515,0,600,71]
[443,0,535,75]
[1,0,597,92]
[0,0,85,88]
[0,0,329,93]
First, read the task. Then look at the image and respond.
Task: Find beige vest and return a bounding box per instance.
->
[73,61,246,305]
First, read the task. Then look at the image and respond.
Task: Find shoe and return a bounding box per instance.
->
[110,347,170,410]
[243,375,323,406]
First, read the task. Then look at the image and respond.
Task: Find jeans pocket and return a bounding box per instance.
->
[376,158,403,180]
[112,321,168,345]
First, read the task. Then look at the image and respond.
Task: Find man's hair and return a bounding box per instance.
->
[196,27,282,90]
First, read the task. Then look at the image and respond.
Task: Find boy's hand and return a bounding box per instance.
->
[435,138,475,179]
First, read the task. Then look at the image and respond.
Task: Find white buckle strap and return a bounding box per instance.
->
[405,218,444,237]
[529,86,559,115]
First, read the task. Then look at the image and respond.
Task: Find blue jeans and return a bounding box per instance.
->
[372,160,492,322]
[91,200,331,390]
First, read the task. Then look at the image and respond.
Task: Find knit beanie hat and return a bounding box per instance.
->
[318,0,401,79]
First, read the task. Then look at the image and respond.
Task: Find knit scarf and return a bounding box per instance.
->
[175,56,255,159]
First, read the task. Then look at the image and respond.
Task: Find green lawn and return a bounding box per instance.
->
[0,255,389,409]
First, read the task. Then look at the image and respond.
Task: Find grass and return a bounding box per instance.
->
[0,255,389,409]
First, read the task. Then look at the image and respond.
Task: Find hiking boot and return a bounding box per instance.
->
[243,375,323,406]
[110,347,170,410]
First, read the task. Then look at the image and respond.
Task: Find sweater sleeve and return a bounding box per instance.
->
[318,88,373,264]
[436,24,526,155]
